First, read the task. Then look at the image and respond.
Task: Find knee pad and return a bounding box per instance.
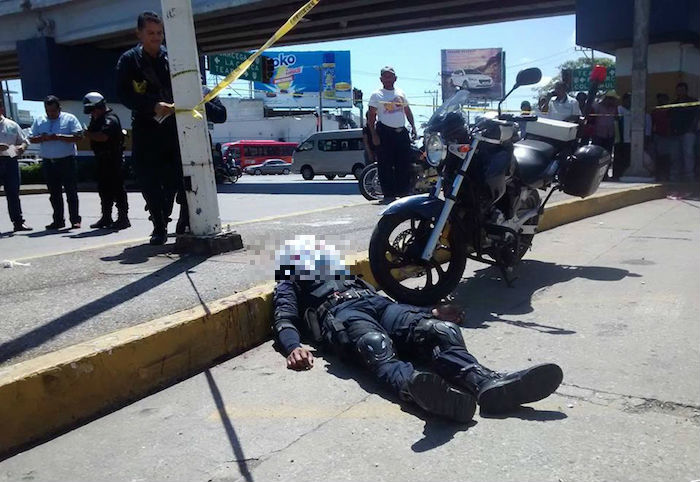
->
[415,319,465,350]
[356,332,395,367]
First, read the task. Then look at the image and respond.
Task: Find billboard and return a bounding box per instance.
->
[441,48,505,101]
[254,51,352,108]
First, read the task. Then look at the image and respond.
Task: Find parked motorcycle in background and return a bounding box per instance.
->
[358,143,438,201]
[368,66,612,306]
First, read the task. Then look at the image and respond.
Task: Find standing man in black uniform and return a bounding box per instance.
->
[83,92,130,230]
[116,11,179,245]
[272,236,563,422]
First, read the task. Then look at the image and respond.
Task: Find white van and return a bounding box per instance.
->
[292,129,368,180]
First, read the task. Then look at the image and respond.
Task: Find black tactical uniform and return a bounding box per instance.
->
[87,109,129,227]
[116,44,179,242]
[273,276,563,421]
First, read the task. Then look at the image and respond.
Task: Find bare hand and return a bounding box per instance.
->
[410,127,418,141]
[371,132,380,146]
[155,102,175,117]
[432,304,466,324]
[16,145,25,155]
[286,347,314,371]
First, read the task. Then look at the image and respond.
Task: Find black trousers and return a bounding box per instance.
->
[132,122,181,232]
[613,143,631,179]
[95,152,128,218]
[376,123,412,198]
[42,156,80,225]
[0,157,23,225]
[324,294,479,395]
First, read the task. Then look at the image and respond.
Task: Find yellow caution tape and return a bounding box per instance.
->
[185,0,320,119]
[653,100,700,110]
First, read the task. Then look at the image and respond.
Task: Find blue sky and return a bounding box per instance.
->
[8,13,612,123]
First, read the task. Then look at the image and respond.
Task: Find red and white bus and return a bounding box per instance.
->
[221,140,297,168]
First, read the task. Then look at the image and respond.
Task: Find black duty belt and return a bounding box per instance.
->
[307,288,375,339]
[378,123,406,133]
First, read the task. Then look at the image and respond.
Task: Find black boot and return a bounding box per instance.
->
[112,213,131,230]
[90,215,114,229]
[404,371,476,423]
[149,214,167,245]
[457,363,563,415]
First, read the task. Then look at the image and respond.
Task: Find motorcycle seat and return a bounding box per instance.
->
[513,139,557,188]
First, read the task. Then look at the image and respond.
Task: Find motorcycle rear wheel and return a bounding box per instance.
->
[369,212,467,306]
[359,163,383,201]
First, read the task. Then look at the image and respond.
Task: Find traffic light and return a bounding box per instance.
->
[261,56,275,84]
[353,88,362,108]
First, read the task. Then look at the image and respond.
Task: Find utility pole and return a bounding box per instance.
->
[161,0,242,253]
[629,0,651,177]
[314,65,324,132]
[425,89,438,113]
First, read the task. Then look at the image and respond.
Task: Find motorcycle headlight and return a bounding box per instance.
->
[425,134,447,167]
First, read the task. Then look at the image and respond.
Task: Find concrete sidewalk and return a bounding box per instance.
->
[1,198,698,481]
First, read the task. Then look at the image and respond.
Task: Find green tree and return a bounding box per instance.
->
[533,56,615,98]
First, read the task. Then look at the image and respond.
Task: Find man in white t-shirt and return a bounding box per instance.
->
[367,66,417,201]
[544,81,581,122]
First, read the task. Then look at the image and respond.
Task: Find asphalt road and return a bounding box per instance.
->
[1,198,698,481]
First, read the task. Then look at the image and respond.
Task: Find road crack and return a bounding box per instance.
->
[558,382,700,424]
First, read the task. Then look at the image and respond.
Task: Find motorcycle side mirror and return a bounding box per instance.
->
[515,68,542,87]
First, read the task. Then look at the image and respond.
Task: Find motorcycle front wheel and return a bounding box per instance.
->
[358,163,383,201]
[369,212,467,306]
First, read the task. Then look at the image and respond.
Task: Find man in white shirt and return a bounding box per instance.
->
[367,67,417,201]
[544,81,581,122]
[0,97,32,231]
[29,95,83,230]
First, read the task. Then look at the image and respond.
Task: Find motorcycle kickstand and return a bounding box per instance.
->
[498,264,517,287]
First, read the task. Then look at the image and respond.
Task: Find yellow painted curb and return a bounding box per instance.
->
[0,183,668,457]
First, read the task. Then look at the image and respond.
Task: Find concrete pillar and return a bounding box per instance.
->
[161,0,242,254]
[628,0,650,177]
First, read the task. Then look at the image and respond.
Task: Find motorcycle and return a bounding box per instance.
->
[214,156,242,184]
[358,144,439,201]
[368,66,612,306]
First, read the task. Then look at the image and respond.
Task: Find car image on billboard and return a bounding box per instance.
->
[441,48,504,102]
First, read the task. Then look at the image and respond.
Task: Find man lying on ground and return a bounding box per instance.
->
[271,235,563,422]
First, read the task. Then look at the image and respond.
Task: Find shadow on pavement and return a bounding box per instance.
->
[66,228,118,239]
[479,406,567,422]
[322,353,474,452]
[26,227,73,238]
[218,181,359,196]
[205,369,256,482]
[0,244,207,364]
[100,244,176,265]
[452,260,640,333]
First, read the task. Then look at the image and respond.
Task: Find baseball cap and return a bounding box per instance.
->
[380,66,396,75]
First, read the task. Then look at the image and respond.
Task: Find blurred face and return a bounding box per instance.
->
[0,103,5,117]
[554,83,567,98]
[137,20,164,54]
[380,71,396,90]
[45,103,60,120]
[90,106,106,120]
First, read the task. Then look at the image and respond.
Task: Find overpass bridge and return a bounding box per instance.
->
[0,0,575,81]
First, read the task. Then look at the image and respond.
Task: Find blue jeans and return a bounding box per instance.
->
[42,156,80,225]
[0,157,23,225]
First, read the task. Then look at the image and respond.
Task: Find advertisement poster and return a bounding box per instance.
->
[254,51,352,108]
[441,48,504,101]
